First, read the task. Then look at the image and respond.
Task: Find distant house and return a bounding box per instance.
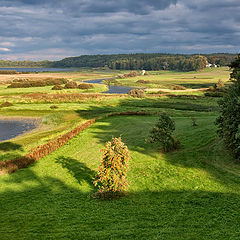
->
[206,62,217,68]
[206,62,212,67]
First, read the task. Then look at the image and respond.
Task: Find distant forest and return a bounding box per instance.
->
[0,53,238,71]
[0,60,51,68]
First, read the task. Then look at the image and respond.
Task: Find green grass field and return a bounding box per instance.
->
[0,114,240,239]
[0,68,239,239]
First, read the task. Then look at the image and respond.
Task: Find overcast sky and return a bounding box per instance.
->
[0,0,239,60]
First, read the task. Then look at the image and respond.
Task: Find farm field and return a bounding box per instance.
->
[0,68,239,239]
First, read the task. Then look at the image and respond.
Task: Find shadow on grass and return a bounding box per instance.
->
[0,153,23,162]
[75,97,218,120]
[75,108,240,187]
[55,156,96,186]
[0,166,239,240]
[181,83,215,88]
[0,142,23,152]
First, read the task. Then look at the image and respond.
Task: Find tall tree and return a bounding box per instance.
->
[216,55,240,161]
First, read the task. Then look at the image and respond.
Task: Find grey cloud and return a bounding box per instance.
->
[0,0,239,60]
[3,0,177,14]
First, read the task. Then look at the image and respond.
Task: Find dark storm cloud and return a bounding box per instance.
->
[3,0,177,14]
[0,0,239,60]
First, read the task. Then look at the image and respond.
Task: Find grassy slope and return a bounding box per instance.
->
[0,115,240,239]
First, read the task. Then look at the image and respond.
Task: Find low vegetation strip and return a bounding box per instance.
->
[0,119,95,174]
[22,93,124,101]
[8,78,68,88]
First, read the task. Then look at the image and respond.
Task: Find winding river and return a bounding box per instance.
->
[84,78,133,94]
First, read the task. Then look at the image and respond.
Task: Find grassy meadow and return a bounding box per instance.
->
[117,67,231,90]
[0,68,239,239]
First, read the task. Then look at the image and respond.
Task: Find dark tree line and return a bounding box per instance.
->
[108,55,207,71]
[51,53,238,71]
[0,60,51,68]
[0,53,237,71]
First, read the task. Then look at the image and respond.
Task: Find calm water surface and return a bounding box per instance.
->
[85,78,133,94]
[0,120,36,142]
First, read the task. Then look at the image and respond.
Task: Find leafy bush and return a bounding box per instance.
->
[125,71,138,77]
[0,102,13,108]
[116,74,124,79]
[50,105,58,109]
[191,117,197,126]
[204,82,225,97]
[93,137,130,198]
[128,89,145,98]
[148,113,180,152]
[208,86,215,91]
[137,80,151,84]
[0,70,18,74]
[116,71,138,79]
[8,78,67,88]
[216,79,225,89]
[169,84,186,90]
[78,83,94,89]
[204,91,224,97]
[52,85,63,90]
[216,55,240,161]
[64,81,78,89]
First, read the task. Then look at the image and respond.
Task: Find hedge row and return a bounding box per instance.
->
[22,93,123,102]
[8,78,68,88]
[0,119,95,175]
[0,70,18,74]
[63,82,94,89]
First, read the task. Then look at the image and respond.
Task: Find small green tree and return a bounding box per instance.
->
[216,55,240,161]
[93,137,130,198]
[191,117,197,127]
[148,113,180,152]
[216,79,225,89]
